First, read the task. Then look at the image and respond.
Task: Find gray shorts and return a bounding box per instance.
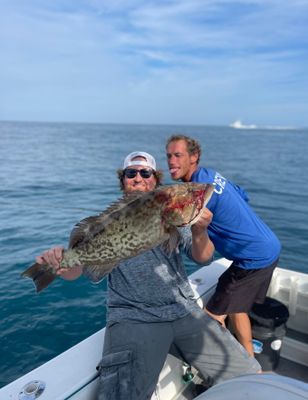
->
[97,308,260,400]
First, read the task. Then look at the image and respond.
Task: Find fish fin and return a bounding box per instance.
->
[83,263,116,282]
[68,216,98,248]
[162,226,181,255]
[68,192,153,249]
[68,192,151,249]
[99,192,144,213]
[21,263,56,293]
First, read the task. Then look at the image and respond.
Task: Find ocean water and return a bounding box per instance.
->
[0,121,307,388]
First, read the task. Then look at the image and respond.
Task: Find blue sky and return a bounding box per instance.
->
[1,0,307,127]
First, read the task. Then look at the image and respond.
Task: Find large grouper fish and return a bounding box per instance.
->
[22,183,214,293]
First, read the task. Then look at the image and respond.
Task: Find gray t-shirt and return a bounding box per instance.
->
[84,227,203,323]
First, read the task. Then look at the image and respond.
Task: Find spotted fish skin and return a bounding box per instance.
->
[22,183,214,292]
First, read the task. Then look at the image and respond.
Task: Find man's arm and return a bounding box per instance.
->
[190,208,214,263]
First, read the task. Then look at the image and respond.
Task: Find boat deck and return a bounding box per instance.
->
[1,260,306,400]
[276,357,308,383]
[176,262,308,399]
[174,356,308,400]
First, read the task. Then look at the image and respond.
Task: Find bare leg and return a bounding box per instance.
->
[229,313,254,356]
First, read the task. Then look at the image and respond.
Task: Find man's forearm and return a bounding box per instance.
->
[191,228,214,263]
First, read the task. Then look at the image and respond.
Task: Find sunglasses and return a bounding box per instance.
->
[124,168,154,179]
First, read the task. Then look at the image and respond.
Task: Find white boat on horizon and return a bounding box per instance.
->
[1,258,308,399]
[229,120,257,129]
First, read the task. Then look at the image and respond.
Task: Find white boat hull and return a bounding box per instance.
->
[1,258,308,399]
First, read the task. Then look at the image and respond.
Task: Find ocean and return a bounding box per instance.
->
[0,121,307,388]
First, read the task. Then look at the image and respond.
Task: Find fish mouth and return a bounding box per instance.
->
[159,183,214,227]
[177,185,214,226]
[177,199,204,227]
[162,191,205,227]
[185,205,204,225]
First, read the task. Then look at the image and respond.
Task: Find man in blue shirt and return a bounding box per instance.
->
[166,135,281,356]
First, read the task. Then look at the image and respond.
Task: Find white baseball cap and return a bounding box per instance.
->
[123,151,156,171]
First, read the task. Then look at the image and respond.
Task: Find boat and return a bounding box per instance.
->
[229,120,257,129]
[1,258,308,399]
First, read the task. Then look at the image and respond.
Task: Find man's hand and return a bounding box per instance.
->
[191,208,213,234]
[36,246,82,280]
[36,246,64,275]
[191,208,214,263]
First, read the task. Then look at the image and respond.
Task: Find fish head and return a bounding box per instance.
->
[156,183,214,226]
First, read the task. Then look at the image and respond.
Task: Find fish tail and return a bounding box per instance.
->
[21,263,57,293]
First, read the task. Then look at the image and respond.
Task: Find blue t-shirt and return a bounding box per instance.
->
[191,167,281,269]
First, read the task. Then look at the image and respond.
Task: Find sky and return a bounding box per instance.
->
[1,0,308,127]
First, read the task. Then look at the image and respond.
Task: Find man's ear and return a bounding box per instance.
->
[190,152,199,165]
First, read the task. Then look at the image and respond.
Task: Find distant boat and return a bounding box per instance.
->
[229,120,257,129]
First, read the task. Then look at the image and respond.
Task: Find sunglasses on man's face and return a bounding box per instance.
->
[124,168,154,179]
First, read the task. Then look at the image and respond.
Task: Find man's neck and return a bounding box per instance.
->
[182,165,199,182]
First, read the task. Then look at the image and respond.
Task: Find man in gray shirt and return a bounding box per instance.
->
[36,151,260,400]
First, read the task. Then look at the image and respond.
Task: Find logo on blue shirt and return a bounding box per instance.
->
[213,172,226,195]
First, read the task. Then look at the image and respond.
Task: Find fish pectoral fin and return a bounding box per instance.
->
[84,263,115,282]
[162,226,181,255]
[21,263,57,293]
